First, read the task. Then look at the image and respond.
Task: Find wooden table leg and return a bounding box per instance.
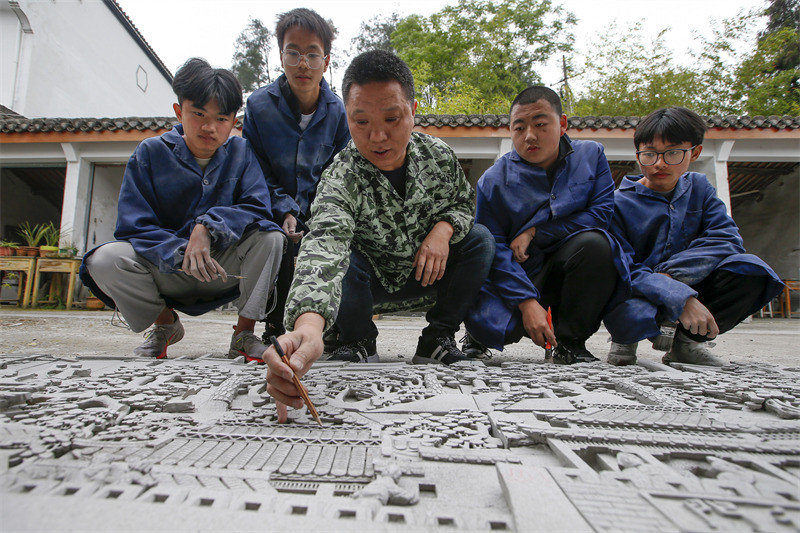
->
[22,263,34,308]
[66,262,77,309]
[30,262,42,308]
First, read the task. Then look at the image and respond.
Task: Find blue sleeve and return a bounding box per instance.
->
[114,151,187,272]
[242,101,300,222]
[533,149,615,248]
[656,185,746,285]
[477,185,539,306]
[610,209,696,321]
[195,148,274,250]
[333,111,351,154]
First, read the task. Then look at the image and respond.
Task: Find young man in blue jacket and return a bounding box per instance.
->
[81,58,285,361]
[463,86,630,364]
[605,107,783,366]
[242,8,350,342]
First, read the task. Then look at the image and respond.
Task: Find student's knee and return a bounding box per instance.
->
[246,229,285,252]
[85,241,137,278]
[571,230,612,259]
[463,223,495,266]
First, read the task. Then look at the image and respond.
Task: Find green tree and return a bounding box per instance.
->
[391,0,575,112]
[351,13,401,55]
[736,0,800,114]
[231,18,274,93]
[573,23,706,116]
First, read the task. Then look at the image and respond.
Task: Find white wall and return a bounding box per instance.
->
[0,0,174,118]
[86,164,124,249]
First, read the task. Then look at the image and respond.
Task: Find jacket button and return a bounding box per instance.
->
[669,204,674,210]
[202,179,210,186]
[551,194,556,200]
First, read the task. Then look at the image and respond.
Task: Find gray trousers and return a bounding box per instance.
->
[86,230,285,332]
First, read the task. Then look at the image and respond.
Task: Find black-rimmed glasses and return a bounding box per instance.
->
[636,146,698,166]
[281,49,327,69]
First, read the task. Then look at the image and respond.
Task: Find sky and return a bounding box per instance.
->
[116,0,764,91]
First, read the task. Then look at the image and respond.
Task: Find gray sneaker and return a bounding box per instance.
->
[134,316,185,359]
[607,342,637,366]
[229,329,270,363]
[662,332,724,366]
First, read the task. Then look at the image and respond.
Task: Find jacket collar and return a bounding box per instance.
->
[161,124,229,176]
[619,172,691,202]
[267,74,338,127]
[350,133,422,200]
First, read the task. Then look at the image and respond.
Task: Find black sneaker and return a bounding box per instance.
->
[261,322,285,345]
[412,335,468,365]
[461,332,491,360]
[322,337,379,363]
[550,340,599,365]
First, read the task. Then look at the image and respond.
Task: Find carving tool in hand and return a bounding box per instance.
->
[269,336,322,427]
[545,307,554,359]
[175,268,246,279]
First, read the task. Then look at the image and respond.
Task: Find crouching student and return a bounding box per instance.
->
[242,8,350,341]
[80,58,285,361]
[463,86,630,365]
[605,107,783,366]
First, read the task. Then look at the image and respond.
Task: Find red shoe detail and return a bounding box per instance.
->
[156,332,177,359]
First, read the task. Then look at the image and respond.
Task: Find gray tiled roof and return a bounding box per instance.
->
[2,115,799,134]
[416,114,800,129]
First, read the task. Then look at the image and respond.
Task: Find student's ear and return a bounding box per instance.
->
[173,103,183,122]
[323,53,330,73]
[411,100,418,116]
[559,114,568,136]
[690,145,703,162]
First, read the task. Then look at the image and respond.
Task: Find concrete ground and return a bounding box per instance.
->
[1,307,797,366]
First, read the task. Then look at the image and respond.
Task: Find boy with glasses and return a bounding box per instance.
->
[243,8,350,342]
[605,107,783,366]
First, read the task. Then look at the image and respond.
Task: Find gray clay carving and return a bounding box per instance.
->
[1,354,799,530]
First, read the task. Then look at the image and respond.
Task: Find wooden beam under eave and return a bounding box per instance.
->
[0,127,245,144]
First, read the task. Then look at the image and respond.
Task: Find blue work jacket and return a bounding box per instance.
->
[604,172,784,342]
[80,124,280,313]
[243,76,350,225]
[465,138,630,350]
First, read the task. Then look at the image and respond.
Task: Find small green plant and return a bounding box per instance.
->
[0,241,19,248]
[17,222,48,247]
[42,222,60,247]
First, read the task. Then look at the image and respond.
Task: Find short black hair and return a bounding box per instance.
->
[172,58,242,115]
[510,86,562,116]
[276,8,336,55]
[634,107,708,149]
[342,50,415,105]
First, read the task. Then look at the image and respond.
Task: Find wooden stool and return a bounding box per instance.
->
[0,256,37,307]
[31,258,81,309]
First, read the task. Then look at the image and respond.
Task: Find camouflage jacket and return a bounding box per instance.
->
[285,132,476,330]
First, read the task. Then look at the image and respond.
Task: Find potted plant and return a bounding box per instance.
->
[0,241,19,256]
[58,242,79,258]
[39,223,60,258]
[17,222,47,256]
[85,290,106,310]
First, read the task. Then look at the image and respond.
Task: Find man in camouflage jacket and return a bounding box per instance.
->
[263,51,494,420]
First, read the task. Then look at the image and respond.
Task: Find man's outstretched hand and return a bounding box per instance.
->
[263,313,325,422]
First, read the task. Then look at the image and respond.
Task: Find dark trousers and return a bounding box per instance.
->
[335,224,495,344]
[265,239,299,334]
[680,269,768,342]
[508,230,617,345]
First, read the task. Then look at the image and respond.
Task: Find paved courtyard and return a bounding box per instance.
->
[1,309,798,530]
